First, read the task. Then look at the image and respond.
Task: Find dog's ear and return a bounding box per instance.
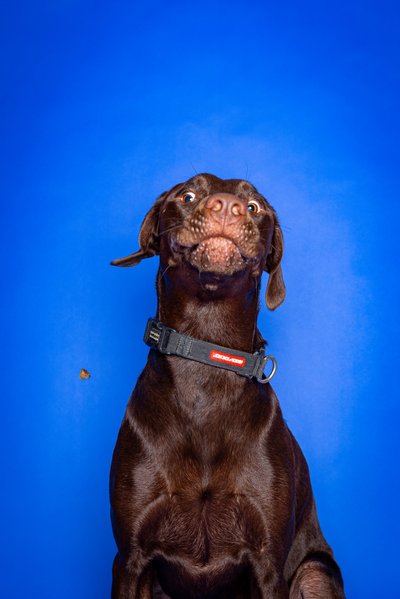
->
[110,193,166,267]
[264,222,286,310]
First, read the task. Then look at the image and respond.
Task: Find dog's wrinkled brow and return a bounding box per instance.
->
[182,174,259,197]
[235,180,256,194]
[188,174,214,193]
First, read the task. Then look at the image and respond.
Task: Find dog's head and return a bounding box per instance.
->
[111,174,285,309]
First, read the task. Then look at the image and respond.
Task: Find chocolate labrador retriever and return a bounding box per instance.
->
[110,174,345,598]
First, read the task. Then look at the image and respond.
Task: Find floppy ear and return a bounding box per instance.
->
[264,222,286,310]
[110,193,166,267]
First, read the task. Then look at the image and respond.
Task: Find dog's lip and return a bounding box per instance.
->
[171,234,252,260]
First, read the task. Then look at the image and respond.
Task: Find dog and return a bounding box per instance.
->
[110,173,345,598]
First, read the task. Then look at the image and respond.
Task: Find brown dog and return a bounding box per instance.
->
[110,174,345,598]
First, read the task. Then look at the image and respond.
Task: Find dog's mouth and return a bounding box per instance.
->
[192,236,244,270]
[171,234,254,274]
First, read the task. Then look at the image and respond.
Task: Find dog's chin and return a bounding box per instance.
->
[186,236,248,276]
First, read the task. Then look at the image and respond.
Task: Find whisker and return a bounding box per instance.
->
[160,263,172,279]
[158,223,182,237]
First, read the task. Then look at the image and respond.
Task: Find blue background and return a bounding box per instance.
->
[1,1,399,597]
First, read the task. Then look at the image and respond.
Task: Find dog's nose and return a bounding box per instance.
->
[206,193,247,226]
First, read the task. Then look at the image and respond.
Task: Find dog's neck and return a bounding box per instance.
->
[155,267,263,353]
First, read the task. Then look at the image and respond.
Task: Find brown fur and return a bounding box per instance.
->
[110,174,345,598]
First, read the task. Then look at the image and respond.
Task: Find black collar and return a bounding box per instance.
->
[143,318,277,384]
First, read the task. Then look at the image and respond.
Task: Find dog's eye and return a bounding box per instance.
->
[247,200,261,214]
[181,192,196,204]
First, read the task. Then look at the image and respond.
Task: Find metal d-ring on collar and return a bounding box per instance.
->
[143,318,278,384]
[259,355,277,383]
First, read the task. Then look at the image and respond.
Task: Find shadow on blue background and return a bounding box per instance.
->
[1,1,399,597]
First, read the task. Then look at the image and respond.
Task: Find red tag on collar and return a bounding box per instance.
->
[209,349,246,367]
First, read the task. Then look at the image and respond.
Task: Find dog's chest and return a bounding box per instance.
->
[137,485,269,565]
[133,429,275,565]
[128,372,285,564]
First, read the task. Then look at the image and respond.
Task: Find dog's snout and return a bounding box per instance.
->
[206,193,246,226]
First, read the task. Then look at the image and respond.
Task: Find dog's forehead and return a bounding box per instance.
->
[183,173,259,195]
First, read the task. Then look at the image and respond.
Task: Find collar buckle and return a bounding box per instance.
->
[144,319,175,353]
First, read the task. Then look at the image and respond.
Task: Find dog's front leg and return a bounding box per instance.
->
[250,557,290,599]
[289,555,345,599]
[111,554,154,599]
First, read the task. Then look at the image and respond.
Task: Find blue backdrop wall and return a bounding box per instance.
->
[1,1,399,597]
